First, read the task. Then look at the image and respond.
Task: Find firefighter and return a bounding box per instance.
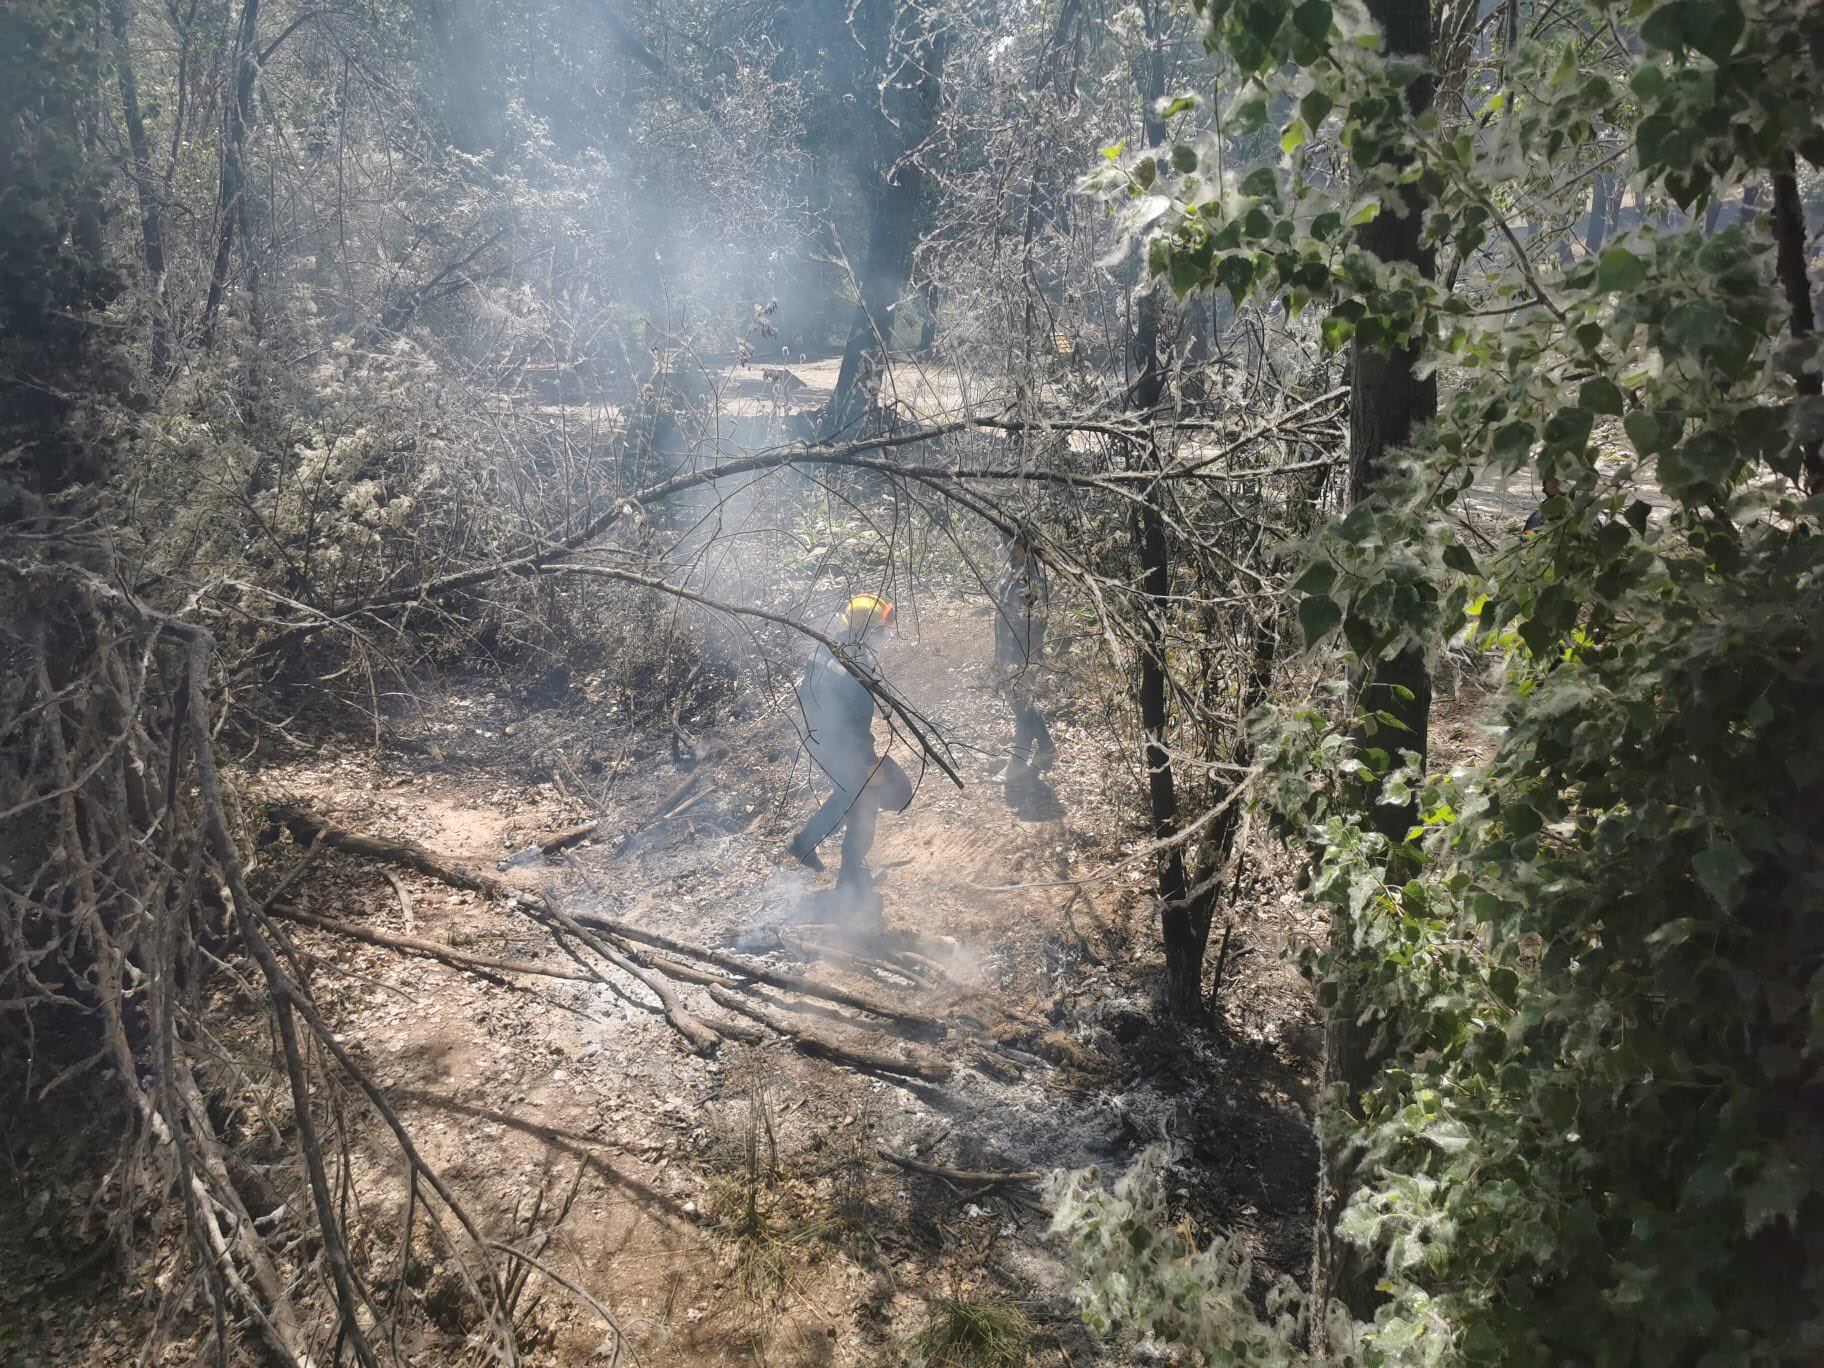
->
[1522,475,1562,536]
[994,531,1055,773]
[787,594,913,895]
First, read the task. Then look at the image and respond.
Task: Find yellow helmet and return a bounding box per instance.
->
[846,594,896,634]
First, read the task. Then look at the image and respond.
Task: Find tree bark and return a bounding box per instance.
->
[199,0,260,344]
[1125,2,1210,1018]
[1317,0,1438,1329]
[108,0,168,374]
[1771,159,1821,494]
[825,26,948,438]
[419,0,505,155]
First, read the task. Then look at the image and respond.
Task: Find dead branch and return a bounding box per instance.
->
[570,911,945,1034]
[534,820,602,856]
[382,868,417,933]
[273,905,599,982]
[875,1149,1041,1187]
[268,801,722,1054]
[704,986,953,1083]
[272,803,946,1040]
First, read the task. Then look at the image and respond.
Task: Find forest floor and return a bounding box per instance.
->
[0,351,1545,1365]
[0,594,1332,1366]
[223,596,1323,1365]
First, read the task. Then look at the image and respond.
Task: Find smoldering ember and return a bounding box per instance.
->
[2,0,1820,1362]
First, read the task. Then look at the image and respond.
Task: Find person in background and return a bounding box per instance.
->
[1522,475,1563,535]
[787,594,913,898]
[993,531,1056,775]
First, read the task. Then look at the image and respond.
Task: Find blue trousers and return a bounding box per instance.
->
[797,746,912,887]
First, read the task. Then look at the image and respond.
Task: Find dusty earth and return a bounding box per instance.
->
[35,595,1317,1366]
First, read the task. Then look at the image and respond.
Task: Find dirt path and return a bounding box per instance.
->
[261,598,1318,1363]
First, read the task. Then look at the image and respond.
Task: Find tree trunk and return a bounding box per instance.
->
[420,0,505,156]
[108,0,167,374]
[1771,159,1821,493]
[825,27,948,438]
[1316,0,1438,1330]
[199,0,260,344]
[1123,3,1210,1018]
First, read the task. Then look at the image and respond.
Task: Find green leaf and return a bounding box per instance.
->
[1690,1,1744,61]
[1596,246,1646,292]
[1421,1119,1472,1154]
[1691,843,1751,905]
[1336,501,1376,544]
[1504,803,1543,837]
[1291,0,1332,44]
[1493,422,1535,460]
[1488,967,1519,1009]
[1623,410,1663,455]
[1231,93,1269,133]
[1242,0,1288,43]
[1661,430,1738,494]
[1293,559,1337,595]
[1299,594,1342,645]
[1578,376,1625,416]
[1346,197,1381,227]
[1171,143,1198,173]
[1640,0,1698,52]
[1443,543,1480,576]
[1240,165,1279,199]
[1660,300,1721,352]
[1544,406,1594,452]
[1299,89,1333,129]
[1216,252,1255,298]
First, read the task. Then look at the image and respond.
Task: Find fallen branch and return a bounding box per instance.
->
[535,821,602,857]
[571,911,942,1034]
[591,942,769,1044]
[273,905,598,982]
[268,801,959,1062]
[779,934,937,988]
[269,802,722,1055]
[372,875,412,939]
[271,801,507,895]
[876,1148,1041,1187]
[704,986,952,1083]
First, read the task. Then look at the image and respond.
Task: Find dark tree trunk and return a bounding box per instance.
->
[420,0,505,156]
[200,0,260,344]
[825,28,948,438]
[1771,160,1821,493]
[1316,0,1439,1331]
[1122,4,1210,1018]
[108,0,168,374]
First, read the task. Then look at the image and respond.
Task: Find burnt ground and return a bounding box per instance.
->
[261,597,1318,1363]
[0,595,1325,1366]
[0,352,1533,1366]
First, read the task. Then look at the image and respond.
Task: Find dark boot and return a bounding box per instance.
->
[787,831,826,873]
